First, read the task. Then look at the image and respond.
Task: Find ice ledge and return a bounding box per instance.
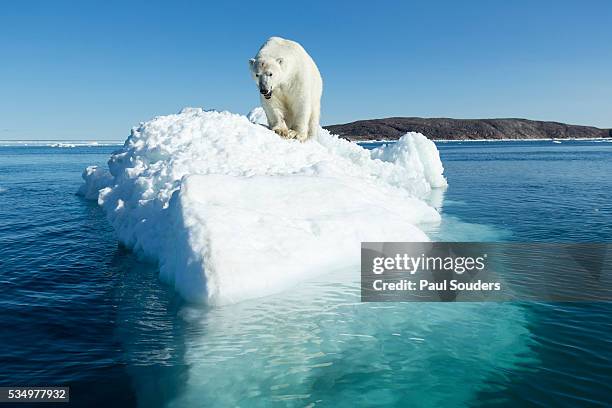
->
[163,174,435,304]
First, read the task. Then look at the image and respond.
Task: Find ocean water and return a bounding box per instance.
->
[1,140,611,407]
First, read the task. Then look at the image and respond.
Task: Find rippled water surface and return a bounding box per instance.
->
[0,140,611,407]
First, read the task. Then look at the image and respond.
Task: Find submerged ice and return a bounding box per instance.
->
[79,107,447,305]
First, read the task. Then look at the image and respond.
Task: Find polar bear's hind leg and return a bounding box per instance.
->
[290,103,311,142]
[308,101,321,140]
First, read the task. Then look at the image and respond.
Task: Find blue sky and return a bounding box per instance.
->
[1,0,610,140]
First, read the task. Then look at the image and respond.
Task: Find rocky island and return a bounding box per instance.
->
[324,117,611,141]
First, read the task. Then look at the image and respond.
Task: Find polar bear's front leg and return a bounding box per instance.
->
[262,102,293,139]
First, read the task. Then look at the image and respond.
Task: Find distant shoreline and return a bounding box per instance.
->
[356,137,612,143]
[325,117,611,142]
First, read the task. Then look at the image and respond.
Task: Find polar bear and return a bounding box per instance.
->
[249,37,322,142]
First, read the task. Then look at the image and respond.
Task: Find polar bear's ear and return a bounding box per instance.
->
[276,57,283,65]
[248,58,256,68]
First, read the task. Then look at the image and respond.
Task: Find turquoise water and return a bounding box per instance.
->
[0,140,611,407]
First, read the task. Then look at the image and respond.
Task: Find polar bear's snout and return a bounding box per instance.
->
[259,87,272,99]
[258,74,274,98]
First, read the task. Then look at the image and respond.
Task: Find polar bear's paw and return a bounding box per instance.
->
[272,127,307,142]
[287,129,300,140]
[273,127,297,140]
[287,129,308,142]
[294,131,308,142]
[272,127,290,138]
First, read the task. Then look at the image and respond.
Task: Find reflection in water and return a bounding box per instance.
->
[163,268,535,407]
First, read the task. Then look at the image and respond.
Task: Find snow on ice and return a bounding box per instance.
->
[79,107,446,305]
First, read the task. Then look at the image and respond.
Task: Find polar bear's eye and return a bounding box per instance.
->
[268,73,273,77]
[255,74,260,77]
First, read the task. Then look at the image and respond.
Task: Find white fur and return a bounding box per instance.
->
[249,37,323,141]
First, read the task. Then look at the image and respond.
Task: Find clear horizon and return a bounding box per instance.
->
[1,0,611,140]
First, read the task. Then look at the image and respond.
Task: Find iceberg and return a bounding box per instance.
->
[79,107,447,305]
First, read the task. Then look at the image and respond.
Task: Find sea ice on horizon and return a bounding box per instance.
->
[79,107,447,305]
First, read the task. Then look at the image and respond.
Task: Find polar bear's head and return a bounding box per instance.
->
[249,57,284,99]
